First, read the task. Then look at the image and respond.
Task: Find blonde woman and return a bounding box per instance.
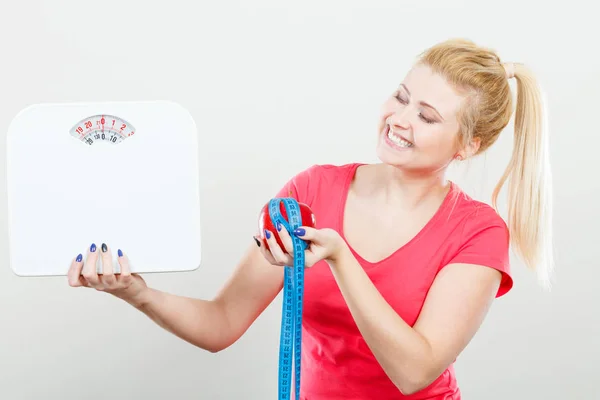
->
[68,38,553,399]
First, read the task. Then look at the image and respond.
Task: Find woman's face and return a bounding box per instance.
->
[376,64,474,174]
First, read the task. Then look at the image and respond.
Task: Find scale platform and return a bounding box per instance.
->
[6,101,202,276]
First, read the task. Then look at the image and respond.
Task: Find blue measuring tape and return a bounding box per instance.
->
[268,197,307,400]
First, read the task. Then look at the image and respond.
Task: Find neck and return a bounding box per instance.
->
[359,163,451,210]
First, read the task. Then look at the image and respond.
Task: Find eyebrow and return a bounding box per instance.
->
[400,84,445,121]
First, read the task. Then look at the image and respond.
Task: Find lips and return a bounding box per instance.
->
[385,125,414,147]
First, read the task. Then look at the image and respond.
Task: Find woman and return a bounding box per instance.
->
[67,38,553,399]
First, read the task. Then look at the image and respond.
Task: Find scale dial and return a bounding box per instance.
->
[69,114,135,145]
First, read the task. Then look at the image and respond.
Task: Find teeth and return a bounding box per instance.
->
[387,129,413,148]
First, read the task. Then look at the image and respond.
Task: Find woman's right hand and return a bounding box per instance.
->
[67,243,149,306]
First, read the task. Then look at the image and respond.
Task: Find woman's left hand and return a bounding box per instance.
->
[256,225,347,268]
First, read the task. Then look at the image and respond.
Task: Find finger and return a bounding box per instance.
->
[67,253,86,287]
[82,243,101,287]
[99,243,116,286]
[293,226,318,239]
[116,249,132,286]
[254,235,279,265]
[276,222,295,254]
[264,230,292,265]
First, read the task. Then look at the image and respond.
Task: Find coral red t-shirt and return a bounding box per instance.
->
[273,163,513,400]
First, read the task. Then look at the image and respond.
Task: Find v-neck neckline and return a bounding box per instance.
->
[336,163,456,267]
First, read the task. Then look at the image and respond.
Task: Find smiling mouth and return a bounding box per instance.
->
[385,125,414,148]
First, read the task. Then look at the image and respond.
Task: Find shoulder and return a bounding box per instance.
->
[289,162,362,192]
[294,162,361,181]
[275,162,362,206]
[442,183,512,297]
[448,184,509,237]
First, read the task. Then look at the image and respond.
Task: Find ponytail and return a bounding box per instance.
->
[419,39,554,287]
[491,63,554,288]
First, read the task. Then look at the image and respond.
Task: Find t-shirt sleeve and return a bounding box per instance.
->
[446,205,513,297]
[272,164,320,208]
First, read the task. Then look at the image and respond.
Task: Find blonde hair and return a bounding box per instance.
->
[418,38,554,288]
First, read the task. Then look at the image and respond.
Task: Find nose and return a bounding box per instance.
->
[388,106,411,130]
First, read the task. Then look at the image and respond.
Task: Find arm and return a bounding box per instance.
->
[134,243,283,352]
[129,288,230,353]
[267,206,510,395]
[68,167,316,352]
[136,243,284,352]
[69,241,284,353]
[329,248,501,394]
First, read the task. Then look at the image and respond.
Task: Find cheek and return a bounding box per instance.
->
[415,127,457,155]
[378,105,395,130]
[380,100,397,118]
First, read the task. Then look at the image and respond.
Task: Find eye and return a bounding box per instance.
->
[419,113,435,124]
[394,92,408,104]
[393,91,437,125]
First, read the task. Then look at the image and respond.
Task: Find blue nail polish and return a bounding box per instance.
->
[118,249,123,257]
[293,228,305,236]
[276,222,282,231]
[90,243,96,252]
[265,229,271,239]
[76,254,82,262]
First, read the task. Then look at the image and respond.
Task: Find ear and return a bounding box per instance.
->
[456,137,481,160]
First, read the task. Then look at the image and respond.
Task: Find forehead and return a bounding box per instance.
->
[401,64,465,120]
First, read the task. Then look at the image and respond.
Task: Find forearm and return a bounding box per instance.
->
[329,248,437,394]
[126,288,230,353]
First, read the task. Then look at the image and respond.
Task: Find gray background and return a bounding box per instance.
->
[1,0,598,399]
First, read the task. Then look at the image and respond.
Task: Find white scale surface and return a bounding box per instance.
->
[6,101,202,276]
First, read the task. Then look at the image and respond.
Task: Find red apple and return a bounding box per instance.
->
[258,198,316,251]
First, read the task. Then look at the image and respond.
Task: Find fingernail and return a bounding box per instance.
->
[76,254,82,262]
[90,243,96,252]
[293,228,305,236]
[264,229,271,239]
[118,249,123,257]
[276,222,282,231]
[101,243,108,252]
[253,237,261,247]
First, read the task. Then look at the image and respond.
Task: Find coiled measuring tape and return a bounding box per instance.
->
[268,197,307,400]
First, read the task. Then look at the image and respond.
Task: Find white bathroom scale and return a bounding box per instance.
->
[6,101,202,277]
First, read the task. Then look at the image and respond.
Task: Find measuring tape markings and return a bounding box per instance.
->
[268,197,307,400]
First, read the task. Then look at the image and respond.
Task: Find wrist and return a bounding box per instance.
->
[328,242,352,270]
[123,286,153,309]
